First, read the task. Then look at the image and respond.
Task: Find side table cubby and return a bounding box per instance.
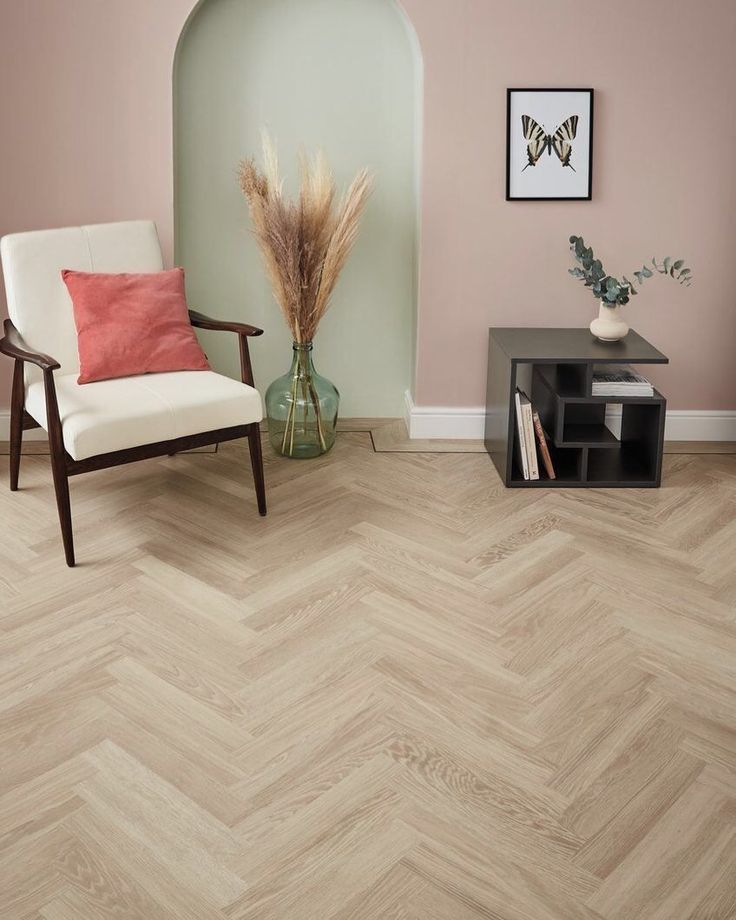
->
[484,328,669,489]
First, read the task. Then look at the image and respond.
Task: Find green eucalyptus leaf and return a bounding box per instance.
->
[622,276,637,294]
[567,235,692,301]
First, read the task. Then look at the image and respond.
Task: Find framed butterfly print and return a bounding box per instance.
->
[506,88,594,200]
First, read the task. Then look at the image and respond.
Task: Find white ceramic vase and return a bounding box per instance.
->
[590,301,629,342]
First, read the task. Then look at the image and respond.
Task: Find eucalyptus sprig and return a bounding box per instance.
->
[568,235,692,307]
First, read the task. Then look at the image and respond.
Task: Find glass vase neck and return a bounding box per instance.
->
[289,341,315,377]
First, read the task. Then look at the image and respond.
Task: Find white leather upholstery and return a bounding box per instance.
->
[25,371,263,461]
[1,220,263,461]
[1,221,164,387]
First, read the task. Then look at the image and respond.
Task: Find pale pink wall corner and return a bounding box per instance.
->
[1,0,735,412]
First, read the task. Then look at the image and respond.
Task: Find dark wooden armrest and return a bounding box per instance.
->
[188,310,262,388]
[189,309,263,337]
[0,318,60,370]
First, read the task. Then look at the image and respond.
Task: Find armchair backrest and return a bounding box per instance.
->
[1,221,164,382]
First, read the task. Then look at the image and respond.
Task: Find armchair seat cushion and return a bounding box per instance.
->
[25,371,263,461]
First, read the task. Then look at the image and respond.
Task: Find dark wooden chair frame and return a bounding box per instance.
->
[0,310,266,567]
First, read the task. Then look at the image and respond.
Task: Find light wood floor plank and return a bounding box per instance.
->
[0,437,734,918]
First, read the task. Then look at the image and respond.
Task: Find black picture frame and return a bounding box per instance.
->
[506,88,594,201]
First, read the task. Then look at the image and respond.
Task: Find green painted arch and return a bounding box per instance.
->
[173,0,422,416]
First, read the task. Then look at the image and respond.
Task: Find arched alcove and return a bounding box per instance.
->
[174,0,421,416]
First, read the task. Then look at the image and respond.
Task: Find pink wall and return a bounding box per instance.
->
[0,0,192,402]
[2,0,735,411]
[405,0,736,409]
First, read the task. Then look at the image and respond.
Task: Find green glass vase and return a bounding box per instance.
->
[265,342,339,458]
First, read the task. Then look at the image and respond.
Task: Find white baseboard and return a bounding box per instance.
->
[4,401,736,445]
[604,406,736,441]
[404,391,736,442]
[404,391,487,440]
[0,412,47,441]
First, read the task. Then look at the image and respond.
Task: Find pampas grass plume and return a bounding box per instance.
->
[238,132,372,343]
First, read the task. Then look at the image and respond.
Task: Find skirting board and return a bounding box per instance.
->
[4,402,736,444]
[404,391,736,442]
[0,413,47,441]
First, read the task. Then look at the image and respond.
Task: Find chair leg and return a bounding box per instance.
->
[48,441,75,567]
[9,360,24,491]
[40,368,75,566]
[247,423,267,516]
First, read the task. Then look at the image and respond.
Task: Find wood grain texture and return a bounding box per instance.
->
[1,432,735,918]
[3,428,735,456]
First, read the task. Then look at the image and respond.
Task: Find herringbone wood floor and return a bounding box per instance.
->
[1,432,735,919]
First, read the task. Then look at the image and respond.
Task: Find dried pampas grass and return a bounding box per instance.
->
[238,132,372,343]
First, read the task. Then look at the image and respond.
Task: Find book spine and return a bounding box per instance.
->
[514,391,529,480]
[532,410,556,480]
[522,401,538,480]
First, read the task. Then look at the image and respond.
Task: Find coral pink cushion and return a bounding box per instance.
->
[61,267,210,384]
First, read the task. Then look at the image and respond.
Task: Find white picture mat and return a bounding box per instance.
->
[507,90,592,199]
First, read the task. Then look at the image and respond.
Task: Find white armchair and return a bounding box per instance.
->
[0,220,266,567]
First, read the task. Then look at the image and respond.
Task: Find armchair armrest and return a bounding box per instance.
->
[188,309,262,388]
[189,310,263,337]
[0,319,63,454]
[0,319,60,371]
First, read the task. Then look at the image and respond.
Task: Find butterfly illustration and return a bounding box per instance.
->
[521,115,578,171]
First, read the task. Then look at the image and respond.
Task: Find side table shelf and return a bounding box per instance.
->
[484,328,669,489]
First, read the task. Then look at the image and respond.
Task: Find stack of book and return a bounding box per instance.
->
[592,365,654,397]
[514,389,555,481]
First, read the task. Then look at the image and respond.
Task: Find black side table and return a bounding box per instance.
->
[484,328,669,488]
